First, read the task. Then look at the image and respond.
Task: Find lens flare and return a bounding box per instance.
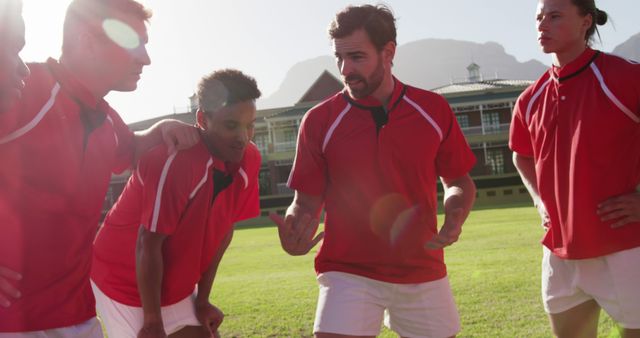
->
[102,19,139,49]
[369,193,418,244]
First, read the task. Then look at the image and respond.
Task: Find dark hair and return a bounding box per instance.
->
[328,4,397,51]
[571,0,608,44]
[63,0,152,53]
[197,69,261,113]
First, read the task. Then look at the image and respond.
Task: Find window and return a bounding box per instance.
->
[486,148,505,175]
[283,129,297,143]
[456,114,469,129]
[254,133,268,154]
[259,169,272,195]
[482,112,501,133]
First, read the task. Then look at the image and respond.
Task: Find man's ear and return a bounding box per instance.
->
[382,41,396,66]
[196,109,207,130]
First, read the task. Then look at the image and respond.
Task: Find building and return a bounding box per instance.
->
[104,65,534,221]
[431,67,534,208]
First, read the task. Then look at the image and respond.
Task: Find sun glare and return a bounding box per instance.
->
[21,0,72,62]
[103,19,140,49]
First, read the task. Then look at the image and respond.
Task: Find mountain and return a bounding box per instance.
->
[258,39,548,109]
[612,33,640,62]
[258,56,336,109]
[394,39,547,90]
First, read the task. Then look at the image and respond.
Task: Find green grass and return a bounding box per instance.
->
[212,205,622,337]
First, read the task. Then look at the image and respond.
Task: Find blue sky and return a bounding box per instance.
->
[22,0,639,123]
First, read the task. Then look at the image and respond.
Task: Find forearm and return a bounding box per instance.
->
[196,230,233,305]
[133,120,168,160]
[513,153,542,206]
[286,191,323,219]
[136,229,165,326]
[441,174,476,220]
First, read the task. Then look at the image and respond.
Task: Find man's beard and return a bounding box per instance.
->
[345,57,385,99]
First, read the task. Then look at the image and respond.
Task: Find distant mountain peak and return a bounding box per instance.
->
[258,39,548,109]
[612,32,640,62]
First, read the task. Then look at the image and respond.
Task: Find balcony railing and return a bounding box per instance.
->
[461,123,510,136]
[274,141,296,152]
[276,183,294,195]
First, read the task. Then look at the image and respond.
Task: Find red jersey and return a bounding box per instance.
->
[288,78,476,284]
[0,59,135,332]
[510,48,640,259]
[91,141,260,307]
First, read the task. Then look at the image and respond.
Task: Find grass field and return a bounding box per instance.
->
[211,205,622,337]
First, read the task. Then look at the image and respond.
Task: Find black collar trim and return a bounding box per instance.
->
[557,51,601,83]
[341,84,407,114]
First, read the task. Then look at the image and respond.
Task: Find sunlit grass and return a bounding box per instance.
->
[212,205,621,337]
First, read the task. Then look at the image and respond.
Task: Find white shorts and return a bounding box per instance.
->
[0,317,102,338]
[314,271,460,338]
[91,280,200,338]
[542,246,640,329]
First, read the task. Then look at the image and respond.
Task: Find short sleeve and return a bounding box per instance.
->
[509,94,535,157]
[435,98,476,179]
[287,107,327,195]
[138,147,192,235]
[108,110,135,174]
[232,145,261,223]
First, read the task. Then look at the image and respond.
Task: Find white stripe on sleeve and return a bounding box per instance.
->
[322,103,352,153]
[403,95,443,141]
[590,63,639,123]
[150,153,177,232]
[0,83,61,145]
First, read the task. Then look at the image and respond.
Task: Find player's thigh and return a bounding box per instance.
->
[168,325,210,338]
[385,276,460,338]
[313,271,388,337]
[547,299,600,338]
[622,328,640,338]
[0,317,103,338]
[92,281,139,338]
[541,247,593,314]
[598,246,640,330]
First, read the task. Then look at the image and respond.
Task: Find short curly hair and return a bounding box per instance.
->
[197,69,261,114]
[328,4,397,51]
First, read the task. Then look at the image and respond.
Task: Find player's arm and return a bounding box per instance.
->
[426,174,476,250]
[513,152,549,227]
[133,119,199,159]
[270,191,324,256]
[193,229,233,337]
[136,226,168,338]
[0,266,21,308]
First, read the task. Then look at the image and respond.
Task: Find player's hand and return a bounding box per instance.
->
[535,201,551,230]
[160,120,200,154]
[425,208,463,250]
[270,212,324,256]
[598,192,640,228]
[195,301,224,337]
[137,322,167,338]
[0,265,21,308]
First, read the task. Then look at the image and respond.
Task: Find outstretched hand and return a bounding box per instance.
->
[598,192,640,228]
[425,208,464,250]
[0,265,21,308]
[270,212,324,256]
